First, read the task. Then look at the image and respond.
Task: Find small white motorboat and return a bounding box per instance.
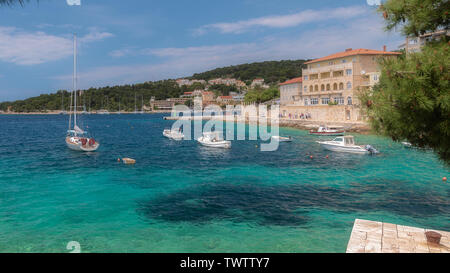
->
[163,129,184,140]
[309,125,345,136]
[402,142,413,148]
[271,136,293,142]
[197,132,231,149]
[317,136,378,154]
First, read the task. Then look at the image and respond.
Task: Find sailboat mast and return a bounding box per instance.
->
[73,33,77,128]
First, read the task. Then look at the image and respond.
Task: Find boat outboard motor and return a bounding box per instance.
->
[365,145,379,154]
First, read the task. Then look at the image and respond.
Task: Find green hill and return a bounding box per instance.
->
[191,60,306,84]
[0,59,307,112]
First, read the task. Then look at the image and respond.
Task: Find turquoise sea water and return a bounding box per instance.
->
[0,114,448,253]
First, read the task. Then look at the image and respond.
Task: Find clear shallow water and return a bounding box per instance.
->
[0,114,448,253]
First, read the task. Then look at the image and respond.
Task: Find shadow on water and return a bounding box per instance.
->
[137,179,450,227]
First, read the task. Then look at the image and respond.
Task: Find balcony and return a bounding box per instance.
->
[304,63,353,74]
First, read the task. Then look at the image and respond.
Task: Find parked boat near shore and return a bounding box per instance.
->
[271,136,293,142]
[163,128,184,141]
[317,136,378,154]
[197,132,231,148]
[309,125,345,136]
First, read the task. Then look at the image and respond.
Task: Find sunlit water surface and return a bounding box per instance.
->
[0,114,448,252]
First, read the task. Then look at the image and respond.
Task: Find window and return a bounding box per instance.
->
[328,61,334,65]
[346,69,352,76]
[333,83,338,90]
[315,85,319,92]
[352,57,357,62]
[310,86,313,92]
[347,82,352,89]
[304,75,308,81]
[373,75,378,81]
[326,84,331,91]
[304,98,309,105]
[334,97,344,105]
[311,98,319,105]
[321,84,325,91]
[342,59,347,63]
[322,97,330,105]
[339,83,344,90]
[347,96,352,105]
[304,86,308,92]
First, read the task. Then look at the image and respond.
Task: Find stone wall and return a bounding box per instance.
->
[281,105,366,122]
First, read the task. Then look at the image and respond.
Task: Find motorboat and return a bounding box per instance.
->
[163,128,184,141]
[402,142,413,148]
[197,132,231,148]
[271,136,293,142]
[317,136,378,154]
[309,125,345,136]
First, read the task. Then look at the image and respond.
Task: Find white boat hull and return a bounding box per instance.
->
[66,137,100,152]
[271,136,293,142]
[318,142,369,154]
[163,130,184,141]
[197,137,231,148]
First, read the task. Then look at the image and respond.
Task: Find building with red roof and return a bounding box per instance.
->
[280,47,401,122]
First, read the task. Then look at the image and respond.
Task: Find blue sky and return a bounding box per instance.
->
[0,0,401,101]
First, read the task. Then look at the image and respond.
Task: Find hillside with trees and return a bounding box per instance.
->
[0,59,306,112]
[190,60,306,84]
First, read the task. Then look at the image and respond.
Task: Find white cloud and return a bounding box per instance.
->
[0,27,113,65]
[56,15,402,91]
[194,6,368,35]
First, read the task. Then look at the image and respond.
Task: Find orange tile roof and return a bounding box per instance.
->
[305,48,401,64]
[219,96,233,99]
[279,77,303,86]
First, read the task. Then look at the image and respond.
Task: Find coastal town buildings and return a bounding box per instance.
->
[176,79,206,87]
[216,96,234,104]
[279,77,302,106]
[398,29,449,54]
[281,48,401,121]
[150,100,175,111]
[251,78,269,89]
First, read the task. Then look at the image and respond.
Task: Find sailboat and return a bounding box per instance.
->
[66,34,100,152]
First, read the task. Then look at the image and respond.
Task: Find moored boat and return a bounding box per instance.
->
[197,132,231,149]
[317,136,378,154]
[163,128,184,141]
[66,34,99,152]
[271,136,293,142]
[309,125,345,136]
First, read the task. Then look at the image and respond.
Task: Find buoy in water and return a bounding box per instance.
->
[117,158,121,162]
[326,155,329,159]
[122,158,136,165]
[310,155,313,159]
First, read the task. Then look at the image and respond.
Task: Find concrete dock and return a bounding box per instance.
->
[346,219,450,253]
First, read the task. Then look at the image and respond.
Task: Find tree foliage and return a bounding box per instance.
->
[191,60,306,84]
[244,87,280,104]
[360,42,449,164]
[379,0,449,36]
[360,0,450,165]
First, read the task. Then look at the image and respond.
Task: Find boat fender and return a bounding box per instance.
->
[89,139,96,146]
[81,138,87,146]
